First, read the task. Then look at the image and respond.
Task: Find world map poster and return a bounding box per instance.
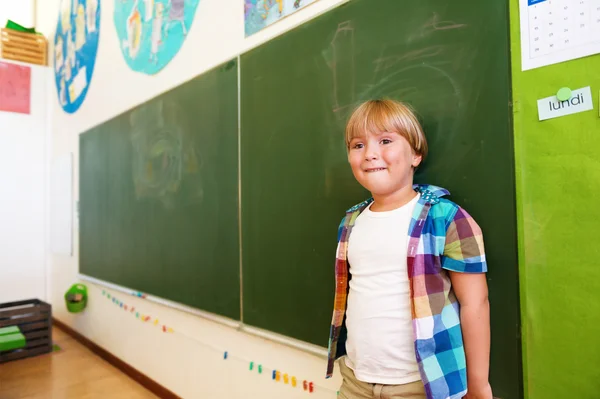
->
[53,0,100,113]
[114,0,201,75]
[245,0,319,36]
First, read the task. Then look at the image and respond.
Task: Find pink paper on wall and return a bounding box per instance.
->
[0,61,31,115]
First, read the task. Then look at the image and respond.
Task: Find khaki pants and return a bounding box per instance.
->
[338,358,427,399]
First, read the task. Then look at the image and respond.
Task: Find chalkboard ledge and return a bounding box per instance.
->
[78,274,328,358]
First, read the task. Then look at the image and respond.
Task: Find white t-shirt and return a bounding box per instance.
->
[345,193,421,385]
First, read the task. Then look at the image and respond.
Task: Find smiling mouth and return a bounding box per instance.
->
[365,168,386,172]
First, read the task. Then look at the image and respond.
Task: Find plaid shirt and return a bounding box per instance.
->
[326,184,487,399]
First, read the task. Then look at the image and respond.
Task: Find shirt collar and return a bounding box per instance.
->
[345,184,450,213]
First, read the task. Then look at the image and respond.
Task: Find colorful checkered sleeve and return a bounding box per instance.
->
[442,207,487,273]
[337,216,346,241]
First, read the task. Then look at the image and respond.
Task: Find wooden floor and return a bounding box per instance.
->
[0,327,158,399]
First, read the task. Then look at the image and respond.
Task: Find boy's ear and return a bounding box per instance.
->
[412,153,423,168]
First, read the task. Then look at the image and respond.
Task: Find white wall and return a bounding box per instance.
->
[0,60,49,304]
[0,0,34,27]
[36,0,348,397]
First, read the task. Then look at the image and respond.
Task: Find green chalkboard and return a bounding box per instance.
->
[240,0,521,397]
[80,59,240,320]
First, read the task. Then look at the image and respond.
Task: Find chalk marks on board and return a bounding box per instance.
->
[129,99,204,209]
[322,20,356,120]
[320,14,473,173]
[408,12,467,43]
[426,12,467,31]
[321,21,357,197]
[322,18,464,119]
[372,47,443,73]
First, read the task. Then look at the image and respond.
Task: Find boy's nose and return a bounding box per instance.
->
[365,147,379,160]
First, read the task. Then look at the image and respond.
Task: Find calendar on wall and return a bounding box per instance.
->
[520,0,600,70]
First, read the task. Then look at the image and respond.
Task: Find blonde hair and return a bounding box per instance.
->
[345,99,428,160]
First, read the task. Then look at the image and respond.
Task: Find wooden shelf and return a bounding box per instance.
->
[0,28,48,66]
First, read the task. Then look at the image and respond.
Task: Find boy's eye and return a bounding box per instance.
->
[380,139,392,145]
[352,143,364,149]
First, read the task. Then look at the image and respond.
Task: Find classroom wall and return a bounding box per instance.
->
[0,60,49,304]
[0,0,34,27]
[36,1,348,398]
[509,1,600,399]
[33,0,600,397]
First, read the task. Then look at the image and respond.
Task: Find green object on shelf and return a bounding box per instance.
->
[5,20,36,33]
[5,19,38,34]
[65,283,88,313]
[0,330,26,352]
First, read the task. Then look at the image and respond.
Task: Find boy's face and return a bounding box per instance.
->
[347,131,422,198]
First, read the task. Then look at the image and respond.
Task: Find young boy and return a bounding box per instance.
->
[326,99,492,399]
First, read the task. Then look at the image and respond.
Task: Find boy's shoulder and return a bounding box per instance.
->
[418,184,461,220]
[337,184,466,240]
